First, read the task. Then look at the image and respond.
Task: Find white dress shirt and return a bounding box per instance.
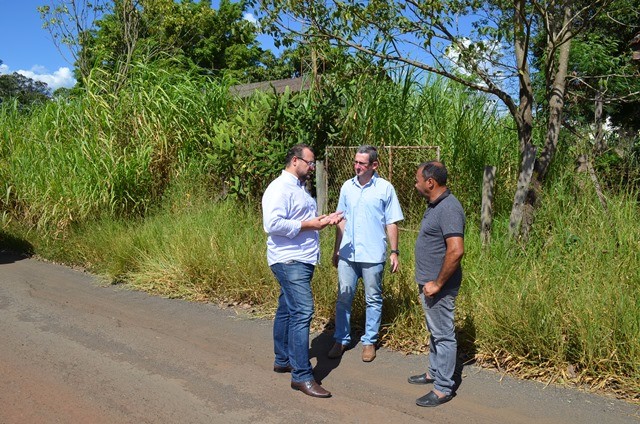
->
[262,170,319,266]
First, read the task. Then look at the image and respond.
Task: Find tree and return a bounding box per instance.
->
[81,0,277,82]
[38,0,108,82]
[254,0,630,238]
[553,0,640,154]
[40,0,285,84]
[0,61,51,108]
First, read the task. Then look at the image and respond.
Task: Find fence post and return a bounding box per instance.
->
[387,146,393,183]
[316,160,328,215]
[481,166,496,245]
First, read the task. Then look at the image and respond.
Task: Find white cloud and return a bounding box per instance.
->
[17,66,77,91]
[243,12,259,26]
[445,38,506,82]
[1,63,77,91]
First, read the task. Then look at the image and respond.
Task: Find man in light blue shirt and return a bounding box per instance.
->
[328,145,404,362]
[262,144,343,398]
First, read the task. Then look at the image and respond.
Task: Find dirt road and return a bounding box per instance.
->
[0,251,637,423]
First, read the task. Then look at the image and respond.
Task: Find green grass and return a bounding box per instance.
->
[1,62,638,401]
[10,184,637,400]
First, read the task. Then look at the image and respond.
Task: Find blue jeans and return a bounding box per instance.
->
[420,290,457,396]
[270,261,315,383]
[334,259,385,346]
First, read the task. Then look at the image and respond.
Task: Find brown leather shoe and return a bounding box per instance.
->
[291,380,332,398]
[362,344,376,362]
[327,342,346,359]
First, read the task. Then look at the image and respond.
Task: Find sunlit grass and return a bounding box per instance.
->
[1,62,638,401]
[20,186,636,399]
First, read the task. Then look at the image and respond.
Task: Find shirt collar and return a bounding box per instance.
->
[282,170,306,187]
[352,172,378,188]
[428,189,451,207]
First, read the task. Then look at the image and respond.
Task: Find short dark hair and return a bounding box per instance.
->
[285,144,313,166]
[356,145,378,164]
[419,161,447,185]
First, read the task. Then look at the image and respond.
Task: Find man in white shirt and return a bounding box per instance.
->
[262,144,343,398]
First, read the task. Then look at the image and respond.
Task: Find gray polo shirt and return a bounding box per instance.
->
[414,189,465,292]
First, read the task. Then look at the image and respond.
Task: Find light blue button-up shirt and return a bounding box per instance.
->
[262,170,320,266]
[336,173,404,264]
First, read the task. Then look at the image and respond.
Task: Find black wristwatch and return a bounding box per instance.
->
[390,249,400,256]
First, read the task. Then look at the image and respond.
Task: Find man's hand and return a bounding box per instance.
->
[321,210,344,225]
[422,281,441,297]
[304,211,344,231]
[389,253,399,273]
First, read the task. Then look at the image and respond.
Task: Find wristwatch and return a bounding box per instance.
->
[390,249,400,255]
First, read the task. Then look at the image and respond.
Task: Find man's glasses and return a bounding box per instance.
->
[296,157,316,167]
[354,160,372,166]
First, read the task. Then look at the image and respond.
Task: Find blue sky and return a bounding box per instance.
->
[0,0,77,90]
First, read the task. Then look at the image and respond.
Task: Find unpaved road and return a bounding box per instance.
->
[1,251,638,424]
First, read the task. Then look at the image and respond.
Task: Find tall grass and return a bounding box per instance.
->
[461,175,639,395]
[0,63,231,234]
[1,63,638,400]
[334,70,517,215]
[24,181,638,398]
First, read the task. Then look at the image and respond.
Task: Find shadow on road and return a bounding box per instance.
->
[309,330,342,383]
[0,231,34,264]
[0,250,31,265]
[309,320,475,395]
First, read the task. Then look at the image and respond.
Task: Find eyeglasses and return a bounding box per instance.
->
[354,160,372,167]
[296,157,316,167]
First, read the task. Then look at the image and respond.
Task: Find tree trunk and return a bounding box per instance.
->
[534,6,573,182]
[513,0,534,156]
[518,5,573,239]
[509,144,537,238]
[508,0,536,239]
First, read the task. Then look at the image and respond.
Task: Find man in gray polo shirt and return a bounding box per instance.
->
[408,161,465,407]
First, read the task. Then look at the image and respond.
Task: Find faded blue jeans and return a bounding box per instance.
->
[270,261,315,383]
[333,259,385,346]
[420,290,458,396]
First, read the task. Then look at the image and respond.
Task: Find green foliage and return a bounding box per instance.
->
[0,72,50,109]
[202,83,342,199]
[80,0,280,83]
[202,95,288,199]
[325,68,516,217]
[561,0,640,132]
[462,180,640,393]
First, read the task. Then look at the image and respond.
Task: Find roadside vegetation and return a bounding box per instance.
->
[1,62,638,402]
[2,0,639,405]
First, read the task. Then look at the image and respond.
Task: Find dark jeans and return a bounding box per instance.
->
[270,261,315,383]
